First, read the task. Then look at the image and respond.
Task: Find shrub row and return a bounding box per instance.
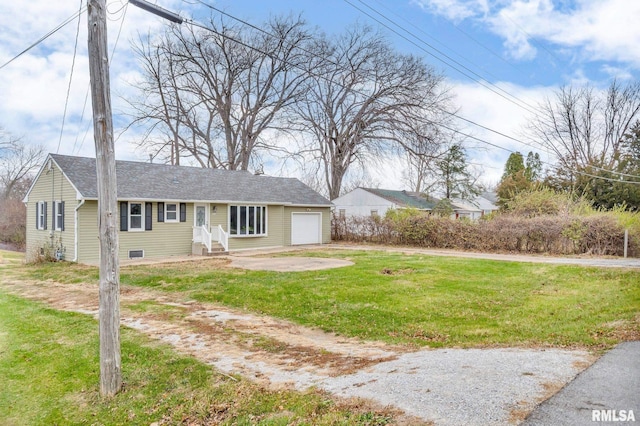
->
[331,212,638,257]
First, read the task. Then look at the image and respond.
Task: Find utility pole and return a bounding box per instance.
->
[87,0,121,396]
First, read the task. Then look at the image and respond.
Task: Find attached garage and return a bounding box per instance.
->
[291,212,322,245]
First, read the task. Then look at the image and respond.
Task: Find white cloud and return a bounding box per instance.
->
[450,80,555,185]
[416,0,640,68]
[600,65,633,81]
[0,1,190,161]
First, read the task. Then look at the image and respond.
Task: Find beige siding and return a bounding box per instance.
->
[283,206,331,245]
[76,201,99,264]
[25,161,78,262]
[228,205,285,251]
[209,203,228,231]
[77,202,195,264]
[120,202,194,261]
[75,202,331,262]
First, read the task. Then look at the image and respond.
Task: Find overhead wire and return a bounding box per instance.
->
[335,0,640,183]
[187,1,543,151]
[369,0,522,81]
[57,0,84,154]
[0,7,87,71]
[74,0,130,155]
[343,0,540,116]
[176,0,640,184]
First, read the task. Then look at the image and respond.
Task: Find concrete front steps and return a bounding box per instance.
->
[192,242,228,256]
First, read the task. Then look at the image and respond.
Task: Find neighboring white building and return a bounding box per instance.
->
[331,187,435,218]
[449,193,499,220]
[332,188,498,221]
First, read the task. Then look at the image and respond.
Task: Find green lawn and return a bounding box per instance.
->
[0,290,394,425]
[5,249,639,349]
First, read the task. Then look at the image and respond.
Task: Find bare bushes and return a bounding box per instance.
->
[331,211,637,257]
[0,198,26,249]
[332,213,395,244]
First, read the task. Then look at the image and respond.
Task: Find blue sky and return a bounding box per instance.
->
[0,0,639,188]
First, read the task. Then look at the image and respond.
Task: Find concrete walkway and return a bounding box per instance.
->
[523,341,640,425]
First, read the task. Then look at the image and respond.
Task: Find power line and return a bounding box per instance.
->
[343,0,540,116]
[0,7,86,71]
[174,12,517,158]
[57,0,84,154]
[576,170,640,185]
[171,1,640,185]
[369,0,521,81]
[74,0,130,155]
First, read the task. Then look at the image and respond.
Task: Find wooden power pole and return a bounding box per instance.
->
[87,0,122,396]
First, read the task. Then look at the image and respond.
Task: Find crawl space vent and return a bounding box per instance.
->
[128,250,144,259]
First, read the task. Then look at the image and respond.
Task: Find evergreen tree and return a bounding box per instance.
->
[435,144,479,199]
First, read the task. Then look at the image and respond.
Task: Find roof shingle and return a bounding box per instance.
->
[361,188,435,210]
[50,154,331,206]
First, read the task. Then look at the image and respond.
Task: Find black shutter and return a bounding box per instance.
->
[157,202,164,223]
[179,203,186,222]
[60,201,65,231]
[36,202,39,229]
[145,202,152,231]
[43,202,48,230]
[120,201,128,231]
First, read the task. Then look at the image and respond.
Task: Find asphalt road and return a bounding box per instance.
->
[523,341,640,426]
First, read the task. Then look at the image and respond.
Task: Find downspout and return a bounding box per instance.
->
[73,199,85,262]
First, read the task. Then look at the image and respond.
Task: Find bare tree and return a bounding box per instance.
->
[292,25,452,199]
[0,131,43,248]
[0,133,44,200]
[528,80,640,177]
[129,15,312,169]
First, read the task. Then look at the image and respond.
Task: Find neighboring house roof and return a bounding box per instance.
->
[449,198,483,213]
[449,195,498,212]
[360,188,435,210]
[480,191,498,204]
[474,195,499,212]
[46,154,331,206]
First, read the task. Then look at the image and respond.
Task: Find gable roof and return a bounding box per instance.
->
[361,188,435,210]
[449,195,498,212]
[47,154,331,206]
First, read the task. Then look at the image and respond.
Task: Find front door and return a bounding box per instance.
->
[195,204,208,228]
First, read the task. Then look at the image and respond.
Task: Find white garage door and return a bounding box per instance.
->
[291,213,322,245]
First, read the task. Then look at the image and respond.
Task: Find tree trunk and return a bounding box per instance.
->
[87,0,122,397]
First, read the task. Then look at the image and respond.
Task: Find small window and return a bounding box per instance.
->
[54,201,64,231]
[129,203,143,231]
[371,209,379,217]
[165,203,178,222]
[36,201,46,230]
[339,209,346,218]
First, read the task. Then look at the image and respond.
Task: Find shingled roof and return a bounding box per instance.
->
[49,154,331,206]
[361,188,435,210]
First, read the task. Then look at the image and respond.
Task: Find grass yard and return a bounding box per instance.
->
[4,248,639,350]
[0,290,395,425]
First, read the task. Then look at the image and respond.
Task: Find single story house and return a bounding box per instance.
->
[24,154,332,264]
[331,187,435,217]
[449,194,499,220]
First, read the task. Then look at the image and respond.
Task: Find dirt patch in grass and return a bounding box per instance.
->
[0,278,400,381]
[380,268,416,276]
